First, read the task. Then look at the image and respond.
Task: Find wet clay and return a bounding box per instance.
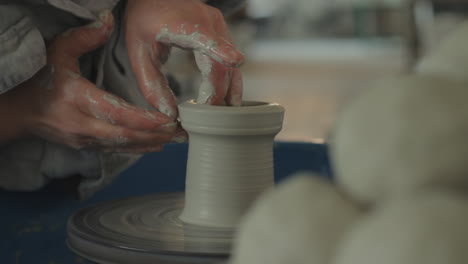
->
[155,26,220,61]
[66,101,283,262]
[194,52,214,104]
[178,101,284,228]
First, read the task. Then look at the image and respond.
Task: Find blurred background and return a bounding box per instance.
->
[166,0,468,142]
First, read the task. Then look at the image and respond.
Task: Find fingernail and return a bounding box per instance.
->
[225,46,244,67]
[159,122,177,132]
[171,135,188,143]
[87,20,103,29]
[161,122,177,128]
[230,94,242,106]
[115,135,129,145]
[98,10,112,23]
[65,69,80,79]
[62,28,75,36]
[142,110,157,120]
[171,128,188,143]
[87,10,112,31]
[159,102,177,120]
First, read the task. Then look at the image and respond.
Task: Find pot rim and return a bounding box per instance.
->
[179,100,284,115]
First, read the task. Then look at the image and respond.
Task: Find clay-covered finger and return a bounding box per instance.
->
[126,40,178,119]
[225,68,243,106]
[155,24,244,68]
[75,81,175,133]
[51,10,114,63]
[194,52,230,105]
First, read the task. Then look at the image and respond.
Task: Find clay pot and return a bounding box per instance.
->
[178,101,285,228]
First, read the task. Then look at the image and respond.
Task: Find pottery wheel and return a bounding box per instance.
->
[67,193,233,264]
[67,102,284,264]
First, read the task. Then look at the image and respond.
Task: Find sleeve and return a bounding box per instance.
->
[0,1,122,198]
[1,0,120,20]
[204,0,246,16]
[46,0,119,20]
[0,0,122,95]
[0,5,46,94]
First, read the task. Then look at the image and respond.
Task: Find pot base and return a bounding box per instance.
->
[67,193,233,264]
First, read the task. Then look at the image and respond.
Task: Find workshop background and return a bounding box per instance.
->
[168,0,467,143]
[2,0,468,263]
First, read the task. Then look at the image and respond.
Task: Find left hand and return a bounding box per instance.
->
[125,0,245,120]
[5,11,179,153]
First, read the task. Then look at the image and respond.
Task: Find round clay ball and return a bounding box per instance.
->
[331,75,468,204]
[333,192,468,264]
[417,21,468,82]
[229,174,361,264]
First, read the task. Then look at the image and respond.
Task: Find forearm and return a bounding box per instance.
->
[0,89,27,145]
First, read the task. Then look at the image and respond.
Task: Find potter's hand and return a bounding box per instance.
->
[125,0,245,119]
[6,11,177,153]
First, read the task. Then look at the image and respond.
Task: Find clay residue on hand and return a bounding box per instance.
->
[144,79,177,118]
[103,94,160,121]
[66,69,80,79]
[103,94,138,112]
[95,134,129,146]
[115,134,129,145]
[158,98,173,118]
[142,109,157,120]
[155,26,221,62]
[86,90,116,124]
[194,52,215,104]
[103,94,124,108]
[86,89,99,105]
[86,20,104,29]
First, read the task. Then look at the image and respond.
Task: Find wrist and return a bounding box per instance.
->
[0,87,29,144]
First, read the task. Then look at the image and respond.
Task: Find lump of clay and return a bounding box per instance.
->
[331,75,468,204]
[229,174,361,264]
[333,192,468,264]
[416,21,468,82]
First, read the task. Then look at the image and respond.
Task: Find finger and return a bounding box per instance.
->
[75,80,176,133]
[76,116,174,148]
[225,68,243,106]
[126,39,178,119]
[210,9,245,68]
[194,52,230,105]
[100,145,164,154]
[51,10,114,62]
[156,24,244,68]
[171,124,188,143]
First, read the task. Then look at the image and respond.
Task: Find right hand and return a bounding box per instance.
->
[124,0,245,119]
[7,11,179,153]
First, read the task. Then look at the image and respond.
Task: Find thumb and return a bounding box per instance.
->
[52,10,114,60]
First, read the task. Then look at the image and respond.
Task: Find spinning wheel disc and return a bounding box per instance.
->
[67,193,233,263]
